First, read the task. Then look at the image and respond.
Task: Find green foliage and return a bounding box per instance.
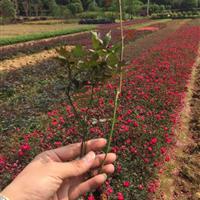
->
[0,0,16,19]
[59,6,72,18]
[151,10,200,19]
[57,31,122,92]
[125,0,144,17]
[48,0,60,16]
[181,0,198,9]
[68,0,84,15]
[88,0,99,11]
[77,11,118,20]
[1,0,199,18]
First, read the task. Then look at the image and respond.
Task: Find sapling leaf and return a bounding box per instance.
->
[103,31,112,48]
[91,31,103,50]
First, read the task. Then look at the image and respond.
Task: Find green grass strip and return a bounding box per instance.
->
[0,25,96,46]
[125,19,171,30]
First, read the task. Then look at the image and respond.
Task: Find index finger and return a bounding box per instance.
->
[49,138,107,162]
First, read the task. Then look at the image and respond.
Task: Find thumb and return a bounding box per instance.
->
[57,151,96,179]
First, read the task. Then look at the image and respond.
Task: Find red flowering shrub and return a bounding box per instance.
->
[1,22,199,199]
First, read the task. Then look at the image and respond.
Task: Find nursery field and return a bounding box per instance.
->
[0,18,200,200]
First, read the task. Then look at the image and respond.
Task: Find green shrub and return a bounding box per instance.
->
[88,1,99,11]
[77,11,118,21]
[68,0,83,15]
[0,0,16,20]
[77,11,100,19]
[59,6,72,18]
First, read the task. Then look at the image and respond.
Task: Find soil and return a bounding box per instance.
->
[0,46,73,72]
[173,47,200,200]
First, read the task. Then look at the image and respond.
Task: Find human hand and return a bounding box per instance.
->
[1,138,116,200]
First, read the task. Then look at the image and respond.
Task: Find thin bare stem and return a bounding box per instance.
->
[100,0,124,170]
[119,0,124,93]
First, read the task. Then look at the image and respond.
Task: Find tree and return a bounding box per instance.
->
[22,0,30,16]
[81,0,93,10]
[88,0,98,11]
[181,0,198,9]
[49,0,60,16]
[68,0,83,14]
[0,0,16,19]
[31,0,43,16]
[147,0,150,16]
[12,0,19,15]
[125,0,143,18]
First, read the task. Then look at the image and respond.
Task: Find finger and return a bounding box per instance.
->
[57,151,96,178]
[69,173,107,200]
[92,153,117,169]
[50,138,107,161]
[92,164,115,176]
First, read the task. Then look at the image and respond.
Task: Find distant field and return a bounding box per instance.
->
[124,19,172,30]
[0,23,95,38]
[0,22,96,46]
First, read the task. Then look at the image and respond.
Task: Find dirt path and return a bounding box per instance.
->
[155,45,200,200]
[124,19,190,61]
[0,46,73,72]
[172,46,200,200]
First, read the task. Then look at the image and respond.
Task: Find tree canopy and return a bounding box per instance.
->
[0,0,199,18]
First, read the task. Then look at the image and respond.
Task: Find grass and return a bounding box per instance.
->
[125,19,171,30]
[0,24,96,46]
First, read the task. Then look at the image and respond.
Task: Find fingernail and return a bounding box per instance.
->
[83,151,95,164]
[102,173,107,181]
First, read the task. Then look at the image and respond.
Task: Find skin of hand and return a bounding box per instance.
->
[1,138,116,200]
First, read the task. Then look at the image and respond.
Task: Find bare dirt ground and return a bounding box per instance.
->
[173,48,200,200]
[156,45,200,200]
[0,46,73,72]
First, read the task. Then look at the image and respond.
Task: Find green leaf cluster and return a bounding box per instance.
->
[57,31,122,92]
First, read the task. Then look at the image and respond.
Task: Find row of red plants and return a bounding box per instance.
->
[1,23,199,199]
[0,19,152,60]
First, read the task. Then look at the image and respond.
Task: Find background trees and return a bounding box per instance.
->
[0,0,16,19]
[0,0,199,19]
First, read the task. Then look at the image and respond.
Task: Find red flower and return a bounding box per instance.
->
[51,119,58,126]
[150,137,158,145]
[160,147,167,154]
[123,181,130,187]
[138,184,144,190]
[165,155,170,162]
[133,121,139,127]
[130,147,137,154]
[117,192,124,200]
[148,147,153,151]
[88,195,95,200]
[21,143,31,151]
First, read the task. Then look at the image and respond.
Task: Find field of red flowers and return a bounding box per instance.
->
[0,21,200,199]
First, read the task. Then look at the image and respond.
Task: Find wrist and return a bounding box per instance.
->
[1,184,26,200]
[0,194,10,200]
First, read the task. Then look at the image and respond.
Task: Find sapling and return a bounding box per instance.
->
[56,31,122,157]
[93,1,125,199]
[56,1,125,198]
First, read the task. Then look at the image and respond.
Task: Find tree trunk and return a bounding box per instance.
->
[147,0,150,16]
[34,4,39,16]
[22,0,29,16]
[13,0,18,16]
